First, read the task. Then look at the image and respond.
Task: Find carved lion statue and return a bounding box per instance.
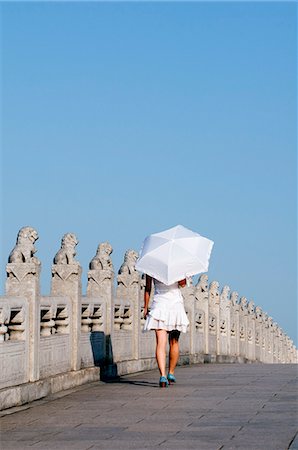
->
[220,285,230,303]
[247,300,255,315]
[118,249,139,275]
[255,305,262,319]
[230,291,239,306]
[262,312,269,326]
[90,242,113,271]
[8,226,40,264]
[196,274,209,293]
[209,281,219,303]
[239,296,248,310]
[53,233,79,265]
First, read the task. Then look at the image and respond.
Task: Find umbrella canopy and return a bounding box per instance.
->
[135,225,214,285]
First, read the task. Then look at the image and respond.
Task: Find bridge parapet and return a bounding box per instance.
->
[0,227,297,410]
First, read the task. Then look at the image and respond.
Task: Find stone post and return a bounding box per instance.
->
[51,233,81,371]
[261,312,269,362]
[230,292,240,357]
[87,242,117,380]
[287,338,296,363]
[87,242,114,367]
[194,274,209,356]
[219,285,231,357]
[208,281,220,359]
[181,281,195,358]
[254,306,263,362]
[116,250,140,361]
[5,226,41,382]
[279,325,284,363]
[0,304,10,342]
[267,316,274,363]
[280,330,287,363]
[284,336,289,363]
[239,297,248,359]
[272,323,279,363]
[247,300,256,361]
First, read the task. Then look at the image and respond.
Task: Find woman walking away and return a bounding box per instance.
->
[143,275,189,387]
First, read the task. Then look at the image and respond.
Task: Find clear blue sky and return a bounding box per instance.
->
[1,2,297,345]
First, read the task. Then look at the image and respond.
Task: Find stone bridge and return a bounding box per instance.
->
[0,227,297,412]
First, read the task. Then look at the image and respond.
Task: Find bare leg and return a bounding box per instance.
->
[155,329,168,377]
[168,331,180,374]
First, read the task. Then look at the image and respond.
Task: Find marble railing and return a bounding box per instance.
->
[0,227,296,410]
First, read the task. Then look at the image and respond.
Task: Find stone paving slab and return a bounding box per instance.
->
[0,363,297,450]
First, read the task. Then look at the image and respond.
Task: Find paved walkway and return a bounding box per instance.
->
[1,363,297,450]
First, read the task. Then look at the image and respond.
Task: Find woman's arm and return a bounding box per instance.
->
[143,275,152,319]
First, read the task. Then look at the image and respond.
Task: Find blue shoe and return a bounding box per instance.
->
[167,373,176,384]
[159,376,169,388]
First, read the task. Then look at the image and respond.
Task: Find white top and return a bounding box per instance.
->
[154,279,181,295]
[143,278,189,333]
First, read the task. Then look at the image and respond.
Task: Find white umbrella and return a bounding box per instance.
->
[135,224,214,285]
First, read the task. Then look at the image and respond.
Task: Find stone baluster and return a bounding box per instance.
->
[0,323,8,342]
[281,331,289,363]
[87,242,114,374]
[219,285,231,357]
[254,306,263,361]
[6,226,41,381]
[278,328,286,363]
[81,303,93,332]
[272,322,278,362]
[114,302,124,330]
[283,331,289,363]
[181,280,195,357]
[117,249,140,360]
[194,274,209,356]
[238,297,248,360]
[91,304,104,332]
[140,276,146,330]
[51,233,81,371]
[87,242,114,340]
[40,304,57,336]
[229,292,240,357]
[260,312,269,362]
[208,281,220,359]
[267,316,274,362]
[8,307,26,341]
[262,315,271,362]
[247,300,256,361]
[122,303,133,331]
[291,340,297,363]
[284,336,290,363]
[54,306,69,334]
[288,338,297,363]
[288,339,294,363]
[139,274,146,327]
[0,304,10,342]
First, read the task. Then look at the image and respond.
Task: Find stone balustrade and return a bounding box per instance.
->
[0,227,297,410]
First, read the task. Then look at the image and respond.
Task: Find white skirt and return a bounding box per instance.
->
[143,290,189,333]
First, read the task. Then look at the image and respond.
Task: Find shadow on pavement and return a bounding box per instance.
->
[103,378,159,388]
